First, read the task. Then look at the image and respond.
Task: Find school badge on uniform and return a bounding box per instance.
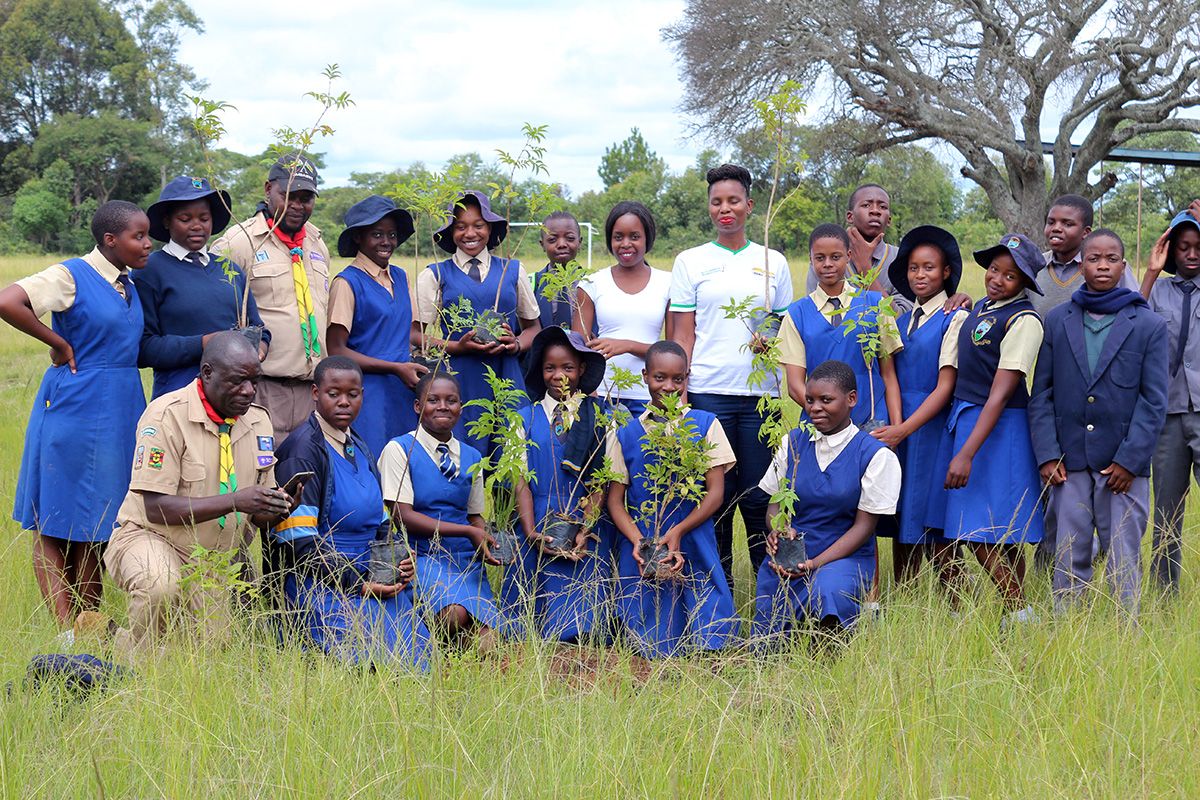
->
[972,317,995,346]
[257,436,274,451]
[148,448,165,470]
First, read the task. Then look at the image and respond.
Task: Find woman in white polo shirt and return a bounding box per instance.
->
[668,164,793,589]
[574,201,671,418]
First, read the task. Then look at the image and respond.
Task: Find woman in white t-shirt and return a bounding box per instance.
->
[574,201,671,417]
[668,163,794,591]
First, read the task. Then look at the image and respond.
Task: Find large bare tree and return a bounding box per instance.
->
[665,1,1200,237]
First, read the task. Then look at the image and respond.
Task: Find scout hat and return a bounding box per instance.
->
[432,190,508,254]
[973,233,1044,295]
[337,195,416,258]
[1164,209,1200,275]
[524,326,606,400]
[146,176,232,243]
[268,153,320,195]
[889,224,962,301]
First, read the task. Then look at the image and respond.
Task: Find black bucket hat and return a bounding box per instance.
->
[890,225,963,301]
[147,176,232,243]
[337,195,416,258]
[524,326,606,400]
[432,190,508,254]
[1164,210,1200,275]
[973,233,1044,296]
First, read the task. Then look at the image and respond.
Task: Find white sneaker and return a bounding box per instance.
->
[53,628,75,649]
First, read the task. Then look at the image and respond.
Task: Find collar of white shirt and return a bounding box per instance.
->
[315,413,350,454]
[809,423,860,467]
[810,285,855,313]
[911,291,949,328]
[985,290,1029,311]
[163,239,210,265]
[415,424,460,462]
[540,392,584,428]
[82,246,128,290]
[453,248,491,275]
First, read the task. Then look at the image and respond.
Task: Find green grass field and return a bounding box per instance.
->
[1,252,1196,798]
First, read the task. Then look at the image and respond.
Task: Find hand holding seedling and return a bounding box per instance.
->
[395,361,428,389]
[362,554,415,597]
[467,525,502,566]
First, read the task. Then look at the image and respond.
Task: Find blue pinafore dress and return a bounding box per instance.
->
[941,298,1044,544]
[614,410,738,658]
[499,403,614,642]
[337,263,418,457]
[787,291,888,425]
[428,257,529,455]
[285,441,432,668]
[396,432,510,630]
[14,258,145,542]
[893,308,956,543]
[753,427,882,636]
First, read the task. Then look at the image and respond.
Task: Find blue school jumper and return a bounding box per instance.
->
[942,298,1044,544]
[787,291,888,425]
[14,258,146,542]
[282,440,432,668]
[336,264,418,456]
[613,410,738,658]
[753,428,883,635]
[893,308,956,543]
[428,257,529,455]
[499,403,614,641]
[395,432,509,629]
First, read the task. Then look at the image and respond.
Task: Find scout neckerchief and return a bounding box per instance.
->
[197,381,240,529]
[266,217,321,360]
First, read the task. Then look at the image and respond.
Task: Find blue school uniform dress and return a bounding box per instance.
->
[428,256,529,454]
[393,431,510,630]
[893,303,960,542]
[753,427,889,634]
[14,257,146,543]
[499,398,614,642]
[335,262,418,456]
[943,296,1044,544]
[787,290,889,425]
[276,419,432,668]
[613,409,738,658]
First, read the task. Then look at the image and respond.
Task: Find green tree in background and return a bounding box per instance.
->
[598,128,667,190]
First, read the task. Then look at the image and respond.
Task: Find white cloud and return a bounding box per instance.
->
[178,0,702,195]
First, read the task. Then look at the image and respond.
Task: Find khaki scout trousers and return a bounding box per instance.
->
[104,527,236,658]
[257,376,316,442]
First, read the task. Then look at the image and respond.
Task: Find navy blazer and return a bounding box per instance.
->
[1029,300,1168,475]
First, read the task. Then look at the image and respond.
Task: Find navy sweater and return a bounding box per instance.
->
[134,248,271,398]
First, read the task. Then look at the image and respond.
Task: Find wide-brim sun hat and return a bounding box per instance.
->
[524,326,606,400]
[432,190,508,255]
[972,232,1044,296]
[146,176,232,243]
[889,225,963,301]
[336,194,416,258]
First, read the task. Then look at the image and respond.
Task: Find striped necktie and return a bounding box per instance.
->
[436,443,456,480]
[217,420,240,529]
[268,220,321,361]
[828,296,843,327]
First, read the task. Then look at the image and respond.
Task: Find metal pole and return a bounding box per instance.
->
[1136,162,1144,276]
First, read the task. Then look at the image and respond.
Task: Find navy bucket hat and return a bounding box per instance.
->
[524,326,606,400]
[146,176,232,243]
[889,225,963,301]
[1164,209,1200,275]
[337,195,416,258]
[432,190,508,255]
[973,233,1044,296]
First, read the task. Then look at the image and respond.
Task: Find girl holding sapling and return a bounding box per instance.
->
[272,356,431,669]
[501,326,616,642]
[606,340,739,658]
[378,370,512,647]
[411,190,541,455]
[574,201,671,418]
[754,359,901,641]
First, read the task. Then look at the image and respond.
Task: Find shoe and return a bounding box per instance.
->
[73,611,117,644]
[53,628,76,649]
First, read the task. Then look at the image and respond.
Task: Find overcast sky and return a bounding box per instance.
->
[178,0,703,197]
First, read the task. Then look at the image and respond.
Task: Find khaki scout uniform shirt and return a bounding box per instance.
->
[108,380,278,556]
[211,214,331,380]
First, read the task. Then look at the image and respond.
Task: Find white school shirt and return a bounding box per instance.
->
[669,241,792,396]
[163,239,210,265]
[907,290,969,369]
[377,425,485,514]
[579,266,671,402]
[759,423,901,515]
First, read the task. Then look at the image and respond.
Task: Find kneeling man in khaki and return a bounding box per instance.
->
[85,331,300,655]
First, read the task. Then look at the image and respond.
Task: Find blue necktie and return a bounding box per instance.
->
[436,443,456,480]
[1173,281,1196,376]
[116,272,133,306]
[466,258,482,282]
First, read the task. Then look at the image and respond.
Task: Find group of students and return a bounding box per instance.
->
[4,152,1200,666]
